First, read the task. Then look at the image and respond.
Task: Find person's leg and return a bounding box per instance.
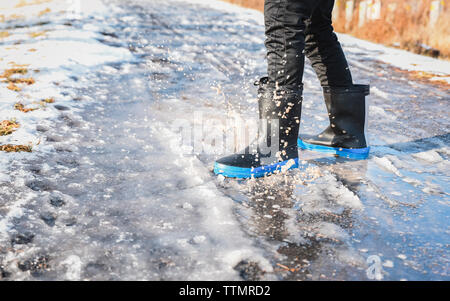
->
[298,0,371,159]
[214,0,314,178]
[304,0,353,87]
[265,0,318,89]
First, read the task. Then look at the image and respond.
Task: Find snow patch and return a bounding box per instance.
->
[339,33,450,83]
[371,86,390,100]
[373,156,402,177]
[412,150,443,164]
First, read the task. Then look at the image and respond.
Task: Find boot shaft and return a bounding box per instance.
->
[256,77,303,149]
[213,78,303,176]
[323,85,370,148]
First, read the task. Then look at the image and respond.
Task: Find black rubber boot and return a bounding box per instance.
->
[214,77,302,178]
[298,85,370,159]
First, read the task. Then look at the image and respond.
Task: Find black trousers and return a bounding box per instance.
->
[264,0,353,90]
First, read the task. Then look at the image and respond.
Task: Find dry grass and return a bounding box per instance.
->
[222,0,450,59]
[0,120,20,136]
[7,77,35,85]
[7,82,22,91]
[14,0,52,8]
[2,14,24,22]
[0,68,28,78]
[13,97,54,112]
[391,67,450,87]
[0,144,32,152]
[38,97,55,107]
[38,8,51,16]
[0,31,9,39]
[224,0,264,11]
[336,0,450,59]
[41,97,54,104]
[8,62,30,68]
[1,67,36,91]
[14,102,38,113]
[5,77,35,91]
[28,31,47,38]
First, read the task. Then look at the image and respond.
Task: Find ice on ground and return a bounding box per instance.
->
[373,156,402,177]
[370,105,396,120]
[60,255,82,281]
[371,86,390,100]
[0,0,448,281]
[0,0,133,152]
[412,150,443,164]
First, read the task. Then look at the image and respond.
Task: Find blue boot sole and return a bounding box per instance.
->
[297,138,370,160]
[214,158,299,179]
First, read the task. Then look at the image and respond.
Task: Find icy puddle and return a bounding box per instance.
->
[0,0,448,280]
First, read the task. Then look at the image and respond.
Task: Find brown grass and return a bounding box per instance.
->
[7,82,22,91]
[28,31,47,38]
[0,144,32,152]
[221,0,450,59]
[336,0,450,59]
[15,0,51,8]
[38,8,51,16]
[38,97,55,107]
[7,77,35,85]
[14,102,37,113]
[391,67,450,88]
[41,97,54,103]
[224,0,264,11]
[5,78,35,91]
[8,62,30,68]
[0,120,20,136]
[1,68,28,78]
[1,67,35,91]
[2,14,24,21]
[0,31,9,39]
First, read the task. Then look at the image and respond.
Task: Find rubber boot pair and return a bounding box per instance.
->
[214,0,370,179]
[214,82,370,179]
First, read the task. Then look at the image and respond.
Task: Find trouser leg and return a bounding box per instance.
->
[264,0,318,91]
[304,0,353,87]
[298,1,370,160]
